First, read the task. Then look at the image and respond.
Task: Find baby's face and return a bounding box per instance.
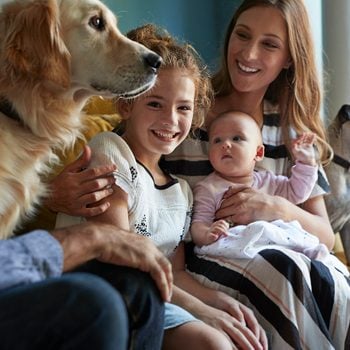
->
[208,113,263,177]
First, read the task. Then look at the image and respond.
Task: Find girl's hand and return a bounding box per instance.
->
[45,145,116,216]
[216,184,284,224]
[210,290,267,345]
[197,299,268,350]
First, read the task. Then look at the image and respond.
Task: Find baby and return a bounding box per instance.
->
[190,111,348,274]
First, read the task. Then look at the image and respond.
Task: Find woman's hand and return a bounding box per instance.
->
[216,184,334,248]
[45,145,116,216]
[216,184,284,224]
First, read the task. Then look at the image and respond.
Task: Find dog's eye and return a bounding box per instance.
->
[89,15,105,31]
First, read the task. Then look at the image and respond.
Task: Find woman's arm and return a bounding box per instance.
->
[215,185,334,249]
[46,145,116,216]
[170,243,268,349]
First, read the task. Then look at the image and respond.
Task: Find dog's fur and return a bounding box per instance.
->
[325,105,350,262]
[0,0,161,238]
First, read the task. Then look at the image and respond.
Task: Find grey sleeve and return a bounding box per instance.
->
[0,230,63,291]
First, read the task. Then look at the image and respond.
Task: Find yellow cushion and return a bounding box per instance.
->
[84,96,117,114]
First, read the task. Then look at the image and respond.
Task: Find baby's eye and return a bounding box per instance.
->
[213,137,222,144]
[232,135,242,141]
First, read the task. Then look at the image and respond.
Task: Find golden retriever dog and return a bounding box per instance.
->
[325,105,350,262]
[0,0,161,238]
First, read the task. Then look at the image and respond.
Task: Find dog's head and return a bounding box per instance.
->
[58,0,161,99]
[329,105,350,162]
[325,106,350,234]
[0,0,161,100]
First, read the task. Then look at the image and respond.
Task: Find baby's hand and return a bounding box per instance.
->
[206,220,229,244]
[291,132,317,166]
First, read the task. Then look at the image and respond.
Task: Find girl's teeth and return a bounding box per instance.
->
[154,131,174,138]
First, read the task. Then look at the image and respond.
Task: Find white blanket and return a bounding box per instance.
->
[195,219,349,275]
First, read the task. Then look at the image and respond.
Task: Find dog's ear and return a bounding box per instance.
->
[2,0,70,88]
[338,105,350,125]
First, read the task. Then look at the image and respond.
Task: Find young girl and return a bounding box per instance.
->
[56,24,267,350]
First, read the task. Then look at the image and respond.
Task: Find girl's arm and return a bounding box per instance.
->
[171,243,268,349]
[86,184,130,230]
[215,185,334,249]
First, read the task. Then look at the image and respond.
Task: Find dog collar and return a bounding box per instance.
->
[333,154,350,171]
[0,98,21,122]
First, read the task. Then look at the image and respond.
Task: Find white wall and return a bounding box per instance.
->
[323,0,350,123]
[304,0,323,83]
[303,0,324,119]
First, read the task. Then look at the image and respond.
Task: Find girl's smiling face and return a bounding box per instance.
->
[227,6,291,96]
[121,68,195,166]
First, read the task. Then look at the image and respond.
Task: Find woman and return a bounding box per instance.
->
[162,0,350,349]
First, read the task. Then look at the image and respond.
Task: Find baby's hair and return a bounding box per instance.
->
[207,110,262,140]
[121,24,213,130]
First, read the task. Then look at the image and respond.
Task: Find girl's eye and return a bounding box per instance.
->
[179,105,192,111]
[148,101,161,108]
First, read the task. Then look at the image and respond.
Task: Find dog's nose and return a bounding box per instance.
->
[145,52,162,70]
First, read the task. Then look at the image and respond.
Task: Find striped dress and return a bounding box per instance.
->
[161,101,350,349]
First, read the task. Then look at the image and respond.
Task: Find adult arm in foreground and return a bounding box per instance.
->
[0,222,173,301]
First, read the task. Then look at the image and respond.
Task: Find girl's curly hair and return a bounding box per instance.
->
[123,24,213,130]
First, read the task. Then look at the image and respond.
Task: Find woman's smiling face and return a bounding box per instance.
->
[227,6,291,95]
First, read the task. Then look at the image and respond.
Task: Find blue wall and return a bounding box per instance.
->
[104,0,240,71]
